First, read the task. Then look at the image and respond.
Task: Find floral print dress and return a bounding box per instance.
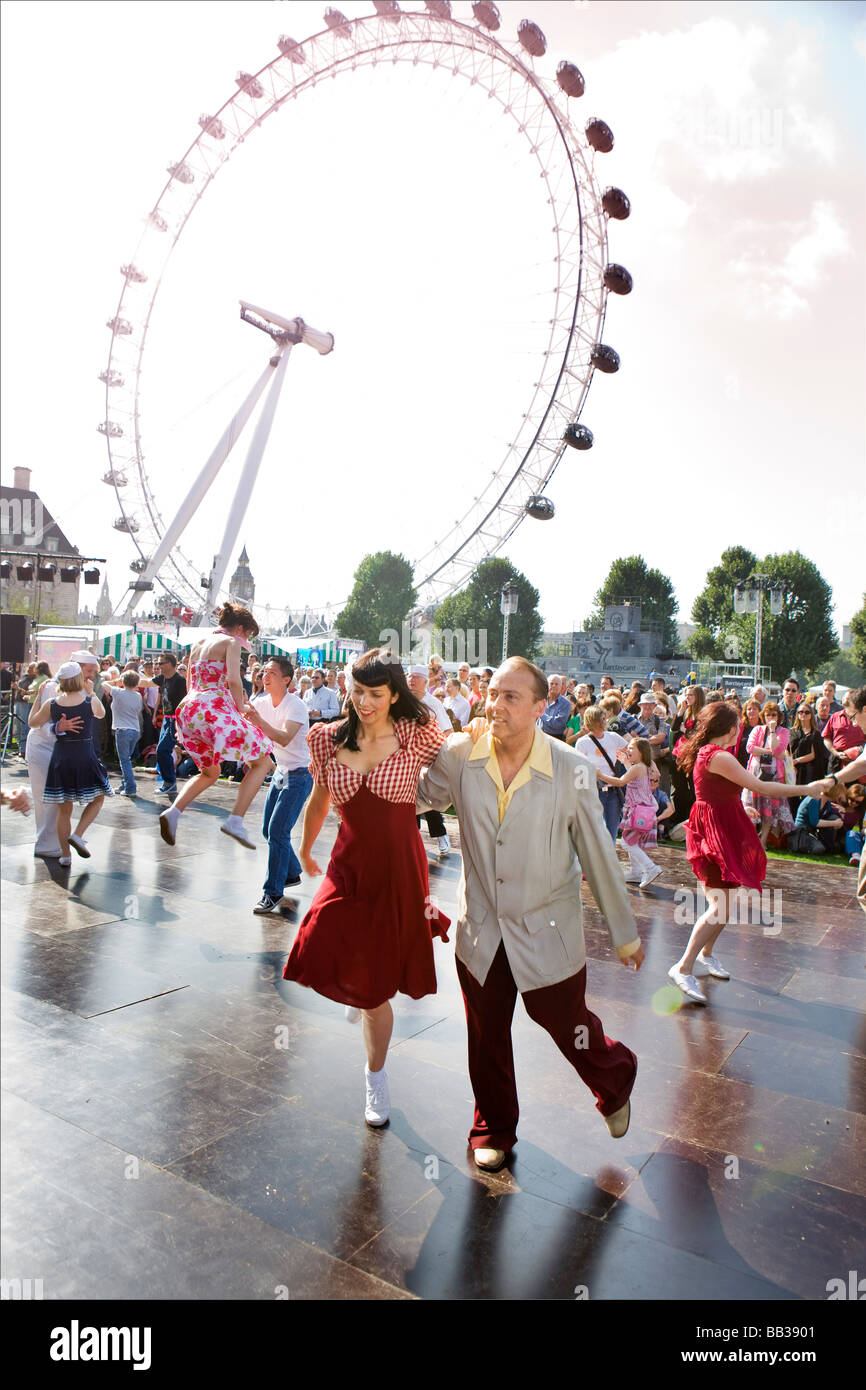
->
[175,659,272,770]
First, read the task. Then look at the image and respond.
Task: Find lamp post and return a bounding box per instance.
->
[733,575,784,686]
[500,581,520,660]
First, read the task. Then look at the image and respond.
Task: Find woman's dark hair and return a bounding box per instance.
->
[334,648,430,751]
[218,601,259,638]
[678,702,739,777]
[35,661,51,677]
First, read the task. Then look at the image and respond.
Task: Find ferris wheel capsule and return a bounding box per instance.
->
[525,495,555,520]
[585,118,614,153]
[472,2,501,31]
[590,343,620,373]
[556,61,585,98]
[563,423,593,450]
[424,1,452,17]
[604,263,633,295]
[518,20,546,57]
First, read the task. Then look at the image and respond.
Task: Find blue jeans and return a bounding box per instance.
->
[114,727,139,793]
[262,767,313,899]
[599,788,622,845]
[156,717,177,791]
[846,828,864,858]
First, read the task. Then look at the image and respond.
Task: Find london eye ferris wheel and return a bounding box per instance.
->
[99,2,632,627]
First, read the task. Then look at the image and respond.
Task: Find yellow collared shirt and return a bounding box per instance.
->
[469,727,552,823]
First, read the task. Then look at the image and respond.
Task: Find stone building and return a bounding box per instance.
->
[0,467,82,625]
[229,546,255,607]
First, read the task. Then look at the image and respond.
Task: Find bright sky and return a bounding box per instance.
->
[2,0,864,640]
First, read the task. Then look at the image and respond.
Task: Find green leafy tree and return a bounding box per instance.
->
[690,546,758,660]
[586,556,679,652]
[849,595,866,676]
[723,552,835,681]
[335,552,417,648]
[433,557,543,665]
[809,651,866,689]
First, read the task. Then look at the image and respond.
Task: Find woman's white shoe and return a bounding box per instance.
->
[364,1066,390,1127]
[345,1005,361,1024]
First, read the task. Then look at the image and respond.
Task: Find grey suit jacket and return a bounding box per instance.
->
[417,729,640,992]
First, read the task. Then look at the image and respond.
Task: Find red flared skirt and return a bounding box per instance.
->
[283,782,450,1009]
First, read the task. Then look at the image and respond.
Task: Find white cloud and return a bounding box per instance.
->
[729,201,852,318]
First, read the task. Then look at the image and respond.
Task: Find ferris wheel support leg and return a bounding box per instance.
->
[204,345,294,611]
[123,360,278,618]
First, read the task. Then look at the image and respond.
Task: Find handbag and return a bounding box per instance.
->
[626,803,656,833]
[590,735,626,812]
[755,729,777,782]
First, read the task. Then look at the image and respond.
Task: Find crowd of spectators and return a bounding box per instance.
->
[4,651,863,869]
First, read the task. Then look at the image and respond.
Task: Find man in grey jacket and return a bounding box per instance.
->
[418,656,644,1171]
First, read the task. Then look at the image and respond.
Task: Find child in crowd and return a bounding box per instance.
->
[649,762,675,839]
[597,737,662,888]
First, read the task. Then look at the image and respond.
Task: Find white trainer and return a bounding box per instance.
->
[474,1147,507,1171]
[667,965,707,1004]
[639,866,662,889]
[158,807,180,846]
[364,1066,390,1127]
[694,954,730,980]
[437,833,452,857]
[220,815,256,849]
[68,833,91,859]
[345,1005,361,1024]
[623,871,640,884]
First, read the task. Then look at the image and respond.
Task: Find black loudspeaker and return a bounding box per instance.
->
[0,614,30,664]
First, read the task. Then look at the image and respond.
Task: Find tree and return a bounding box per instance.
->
[335,552,417,648]
[733,553,835,681]
[850,595,866,676]
[432,557,543,666]
[809,651,866,689]
[586,556,679,653]
[690,546,758,660]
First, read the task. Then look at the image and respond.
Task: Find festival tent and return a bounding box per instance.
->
[97,627,184,660]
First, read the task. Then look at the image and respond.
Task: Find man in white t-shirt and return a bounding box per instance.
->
[444,678,471,729]
[247,657,312,914]
[575,704,628,844]
[407,664,452,856]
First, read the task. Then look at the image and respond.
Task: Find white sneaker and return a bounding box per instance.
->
[623,871,640,883]
[639,865,662,889]
[474,1147,507,1171]
[58,856,72,867]
[159,807,180,846]
[68,833,91,859]
[345,1005,361,1024]
[667,965,707,1004]
[364,1066,390,1127]
[220,815,256,850]
[437,833,452,857]
[694,954,730,980]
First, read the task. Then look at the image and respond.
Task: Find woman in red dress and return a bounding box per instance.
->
[283,648,450,1127]
[668,703,824,1005]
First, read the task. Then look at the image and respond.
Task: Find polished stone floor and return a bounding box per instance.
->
[1,766,863,1301]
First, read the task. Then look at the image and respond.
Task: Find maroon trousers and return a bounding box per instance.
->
[456,942,637,1152]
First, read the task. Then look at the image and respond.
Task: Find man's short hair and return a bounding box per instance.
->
[497,656,548,702]
[601,674,613,684]
[849,685,866,713]
[268,656,294,680]
[784,677,800,690]
[159,654,178,669]
[122,670,140,688]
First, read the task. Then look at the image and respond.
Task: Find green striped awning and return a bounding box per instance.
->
[98,629,182,659]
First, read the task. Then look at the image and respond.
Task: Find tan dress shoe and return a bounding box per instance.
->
[604,1099,631,1138]
[473,1147,507,1171]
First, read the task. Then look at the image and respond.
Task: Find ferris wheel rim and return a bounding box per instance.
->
[101,6,617,621]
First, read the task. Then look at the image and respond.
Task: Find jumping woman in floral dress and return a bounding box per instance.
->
[158,603,273,849]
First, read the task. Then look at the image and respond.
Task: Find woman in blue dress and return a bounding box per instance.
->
[29,661,113,866]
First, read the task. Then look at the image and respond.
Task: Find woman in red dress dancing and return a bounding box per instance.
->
[283,648,450,1127]
[668,702,824,1005]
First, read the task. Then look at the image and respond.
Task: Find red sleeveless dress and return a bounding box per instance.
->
[283,717,450,1009]
[685,744,767,890]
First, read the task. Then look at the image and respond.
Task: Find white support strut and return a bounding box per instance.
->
[201,343,293,614]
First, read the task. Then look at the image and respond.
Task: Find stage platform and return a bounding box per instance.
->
[2,766,863,1302]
